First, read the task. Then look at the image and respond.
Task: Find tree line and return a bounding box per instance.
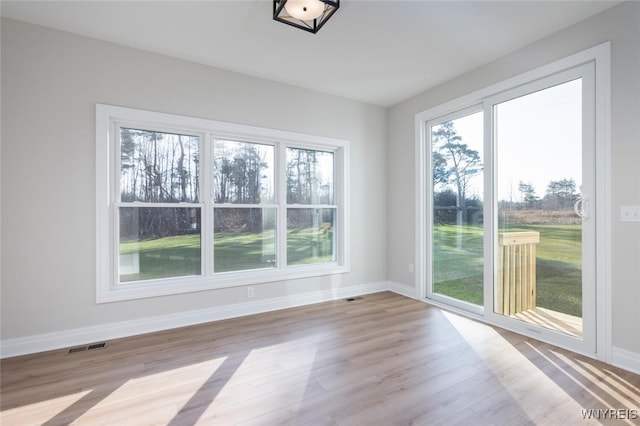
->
[511,179,580,210]
[120,131,333,239]
[432,121,581,226]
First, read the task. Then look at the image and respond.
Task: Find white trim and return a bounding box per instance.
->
[96,264,351,303]
[388,281,418,299]
[96,104,350,303]
[611,347,640,375]
[0,281,388,359]
[593,43,612,364]
[414,112,427,303]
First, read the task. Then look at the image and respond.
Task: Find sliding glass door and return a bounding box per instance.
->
[487,64,596,352]
[423,60,597,353]
[428,108,484,313]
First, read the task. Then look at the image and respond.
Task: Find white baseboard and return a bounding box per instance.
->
[388,281,417,299]
[0,281,389,359]
[612,346,640,375]
[5,281,638,377]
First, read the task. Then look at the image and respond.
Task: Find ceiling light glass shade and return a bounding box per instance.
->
[284,0,324,20]
[273,0,340,34]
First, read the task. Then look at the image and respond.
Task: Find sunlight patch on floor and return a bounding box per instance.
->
[559,352,640,409]
[441,310,583,422]
[200,340,320,423]
[1,390,92,425]
[74,357,228,424]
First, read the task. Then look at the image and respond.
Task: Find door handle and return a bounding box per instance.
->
[574,198,588,219]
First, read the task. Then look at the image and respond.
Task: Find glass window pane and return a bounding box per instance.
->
[431,112,484,306]
[494,79,583,335]
[213,140,274,204]
[286,148,334,204]
[287,208,335,265]
[214,208,276,272]
[120,128,200,203]
[119,207,201,282]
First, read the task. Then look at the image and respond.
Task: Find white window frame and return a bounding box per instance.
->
[96,104,350,303]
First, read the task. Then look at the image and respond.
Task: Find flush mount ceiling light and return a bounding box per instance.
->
[273,0,340,34]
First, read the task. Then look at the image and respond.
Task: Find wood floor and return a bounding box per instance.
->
[1,292,638,425]
[512,307,583,338]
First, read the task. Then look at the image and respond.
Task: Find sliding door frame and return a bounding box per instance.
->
[415,42,611,361]
[483,62,596,354]
[424,105,484,316]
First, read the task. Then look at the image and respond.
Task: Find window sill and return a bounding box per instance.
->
[97,264,350,303]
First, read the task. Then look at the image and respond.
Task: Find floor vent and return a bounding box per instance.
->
[345,296,364,302]
[87,342,107,350]
[68,342,107,354]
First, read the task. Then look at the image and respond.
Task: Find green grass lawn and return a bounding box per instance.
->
[516,224,582,317]
[432,225,484,305]
[120,234,201,282]
[119,227,333,280]
[120,223,582,318]
[433,224,582,317]
[213,230,276,273]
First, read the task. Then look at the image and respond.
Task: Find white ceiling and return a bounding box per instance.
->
[1,0,622,106]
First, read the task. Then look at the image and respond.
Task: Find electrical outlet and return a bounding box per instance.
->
[408,263,414,274]
[247,287,254,298]
[620,205,640,222]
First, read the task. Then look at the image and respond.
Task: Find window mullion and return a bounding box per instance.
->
[112,122,122,289]
[112,204,120,291]
[115,201,202,208]
[285,204,338,209]
[278,143,288,268]
[483,100,495,316]
[203,133,214,277]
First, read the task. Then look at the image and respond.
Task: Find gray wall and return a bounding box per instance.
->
[1,18,387,339]
[2,2,639,361]
[387,2,640,354]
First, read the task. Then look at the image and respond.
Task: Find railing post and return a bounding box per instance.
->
[497,231,540,315]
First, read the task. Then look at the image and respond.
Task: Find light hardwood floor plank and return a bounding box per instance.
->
[1,292,638,425]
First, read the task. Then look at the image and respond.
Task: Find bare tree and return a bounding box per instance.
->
[432,121,482,225]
